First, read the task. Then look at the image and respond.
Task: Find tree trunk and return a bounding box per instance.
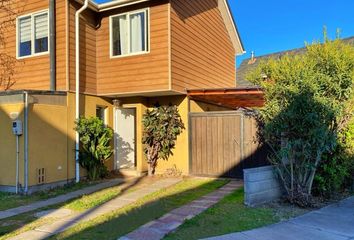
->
[148,163,153,176]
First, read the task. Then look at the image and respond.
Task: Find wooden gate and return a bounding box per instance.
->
[189,111,268,178]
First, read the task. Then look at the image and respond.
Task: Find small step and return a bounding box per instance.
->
[114,168,147,177]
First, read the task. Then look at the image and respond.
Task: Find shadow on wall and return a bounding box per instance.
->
[115,134,134,168]
[172,0,218,21]
[189,109,270,179]
[0,101,74,192]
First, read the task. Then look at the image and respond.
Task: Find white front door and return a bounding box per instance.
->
[114,108,136,169]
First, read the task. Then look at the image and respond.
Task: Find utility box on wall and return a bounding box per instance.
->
[12,120,23,136]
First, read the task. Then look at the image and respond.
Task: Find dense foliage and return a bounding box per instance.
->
[75,117,113,180]
[142,105,184,175]
[248,37,354,206]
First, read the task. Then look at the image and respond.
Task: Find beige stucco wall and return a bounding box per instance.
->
[0,103,25,186]
[0,93,236,189]
[147,96,190,175]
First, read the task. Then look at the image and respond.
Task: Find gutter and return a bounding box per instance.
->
[75,0,150,12]
[75,0,89,183]
[49,0,56,91]
[24,91,29,194]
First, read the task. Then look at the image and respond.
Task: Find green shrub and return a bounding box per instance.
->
[75,117,113,180]
[247,36,354,206]
[315,119,354,197]
[142,105,184,176]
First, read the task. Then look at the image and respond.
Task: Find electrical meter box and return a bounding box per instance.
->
[12,120,23,136]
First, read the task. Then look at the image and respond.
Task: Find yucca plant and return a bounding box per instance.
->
[75,117,113,180]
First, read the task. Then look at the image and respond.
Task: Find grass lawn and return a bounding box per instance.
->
[164,188,308,240]
[0,177,156,238]
[0,181,97,211]
[48,178,229,240]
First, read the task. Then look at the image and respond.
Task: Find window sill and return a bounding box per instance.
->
[17,51,49,60]
[110,50,150,59]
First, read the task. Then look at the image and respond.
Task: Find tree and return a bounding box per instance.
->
[248,36,354,206]
[0,0,17,90]
[142,105,184,176]
[74,117,113,180]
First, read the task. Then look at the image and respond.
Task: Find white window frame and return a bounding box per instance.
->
[16,9,50,59]
[109,8,150,59]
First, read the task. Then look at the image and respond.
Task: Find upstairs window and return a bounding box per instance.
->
[110,9,149,57]
[17,11,49,58]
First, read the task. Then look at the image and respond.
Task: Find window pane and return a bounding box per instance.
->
[130,12,146,53]
[96,107,106,123]
[112,15,128,56]
[34,13,48,53]
[19,16,31,57]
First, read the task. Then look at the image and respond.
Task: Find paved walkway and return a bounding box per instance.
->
[9,178,181,240]
[0,178,126,220]
[119,180,244,240]
[206,196,354,240]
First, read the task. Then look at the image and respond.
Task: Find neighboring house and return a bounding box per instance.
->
[0,0,246,193]
[236,36,354,87]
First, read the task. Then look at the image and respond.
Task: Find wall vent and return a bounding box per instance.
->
[37,168,46,184]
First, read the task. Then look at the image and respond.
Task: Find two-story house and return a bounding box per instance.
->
[0,0,244,193]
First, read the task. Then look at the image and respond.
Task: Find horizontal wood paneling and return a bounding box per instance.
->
[96,1,170,95]
[170,0,236,92]
[55,0,67,91]
[68,0,97,94]
[0,0,50,90]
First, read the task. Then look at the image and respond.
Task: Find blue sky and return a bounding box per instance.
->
[95,0,354,66]
[232,0,354,66]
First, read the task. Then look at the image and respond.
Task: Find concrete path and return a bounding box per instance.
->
[8,178,181,240]
[0,178,126,220]
[119,180,244,240]
[206,196,354,240]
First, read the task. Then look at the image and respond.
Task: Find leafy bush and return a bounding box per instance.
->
[248,36,354,206]
[314,119,354,197]
[75,117,113,180]
[142,105,184,176]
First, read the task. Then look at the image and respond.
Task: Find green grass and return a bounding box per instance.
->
[63,186,123,211]
[0,181,96,211]
[164,188,306,240]
[0,179,139,238]
[48,179,229,240]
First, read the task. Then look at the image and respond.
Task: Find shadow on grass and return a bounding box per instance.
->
[164,188,277,240]
[0,175,147,238]
[46,178,230,240]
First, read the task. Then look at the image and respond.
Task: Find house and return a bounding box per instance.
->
[236,36,354,87]
[0,0,246,193]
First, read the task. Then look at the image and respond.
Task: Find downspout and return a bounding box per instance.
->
[24,91,29,194]
[75,0,89,183]
[49,0,56,91]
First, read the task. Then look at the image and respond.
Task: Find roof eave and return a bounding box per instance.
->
[219,0,245,55]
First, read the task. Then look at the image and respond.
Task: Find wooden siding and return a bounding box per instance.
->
[56,0,67,91]
[0,0,50,90]
[0,0,68,91]
[170,0,236,92]
[68,0,98,94]
[189,112,268,178]
[96,1,170,95]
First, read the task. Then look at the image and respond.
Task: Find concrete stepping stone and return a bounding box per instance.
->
[0,178,125,220]
[34,208,73,219]
[119,180,243,240]
[8,178,182,240]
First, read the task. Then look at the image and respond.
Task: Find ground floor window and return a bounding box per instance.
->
[96,106,107,124]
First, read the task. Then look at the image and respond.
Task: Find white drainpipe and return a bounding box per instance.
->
[75,0,89,183]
